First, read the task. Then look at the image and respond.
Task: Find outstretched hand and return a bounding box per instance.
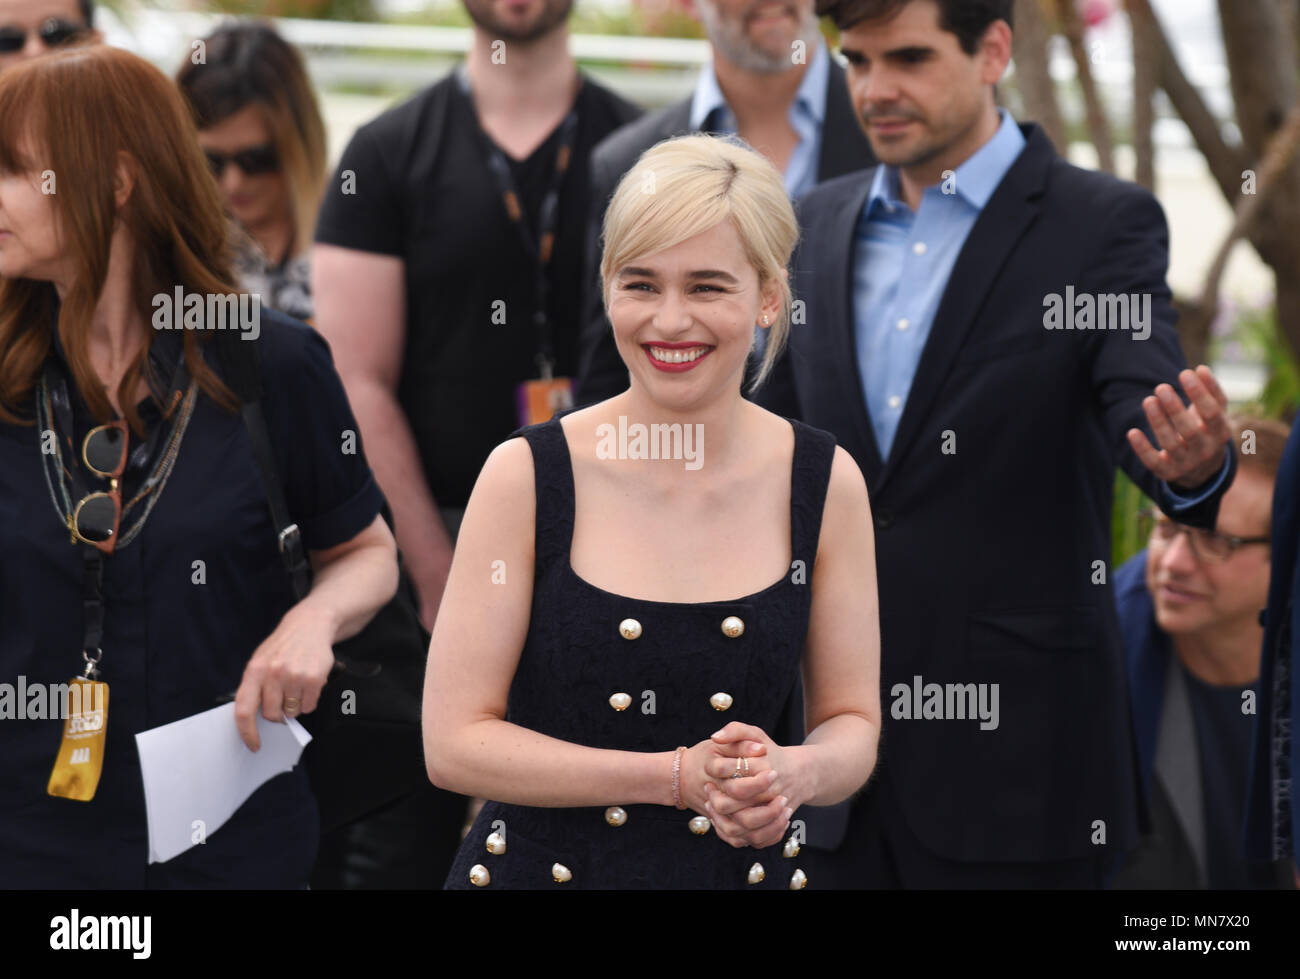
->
[1127,365,1231,491]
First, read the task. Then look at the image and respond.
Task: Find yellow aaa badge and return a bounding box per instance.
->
[47,677,109,801]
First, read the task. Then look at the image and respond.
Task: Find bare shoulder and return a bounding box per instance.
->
[557,401,632,473]
[474,435,536,503]
[461,436,536,540]
[746,402,797,457]
[820,444,872,545]
[557,402,611,443]
[826,445,869,505]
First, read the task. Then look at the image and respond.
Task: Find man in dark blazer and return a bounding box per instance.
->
[757,0,1237,887]
[573,0,876,406]
[1109,415,1292,890]
[1245,416,1300,887]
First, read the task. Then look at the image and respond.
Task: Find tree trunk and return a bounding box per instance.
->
[1125,0,1158,189]
[1173,297,1212,368]
[1055,0,1115,171]
[1012,0,1068,152]
[1130,0,1300,366]
[1198,107,1300,312]
[1216,0,1300,364]
[1128,0,1248,201]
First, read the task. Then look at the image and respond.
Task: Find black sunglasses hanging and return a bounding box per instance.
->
[41,341,191,553]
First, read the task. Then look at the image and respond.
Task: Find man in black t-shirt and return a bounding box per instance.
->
[313,0,639,637]
[313,1,637,887]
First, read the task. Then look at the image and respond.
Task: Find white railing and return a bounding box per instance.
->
[103,5,1230,117]
[103,7,709,106]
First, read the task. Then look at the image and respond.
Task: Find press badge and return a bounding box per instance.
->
[516,376,574,427]
[47,677,109,801]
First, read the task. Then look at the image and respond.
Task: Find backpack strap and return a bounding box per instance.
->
[213,332,312,601]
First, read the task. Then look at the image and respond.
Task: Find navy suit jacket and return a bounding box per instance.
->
[1244,418,1300,869]
[755,122,1235,863]
[1116,553,1167,810]
[1111,551,1202,887]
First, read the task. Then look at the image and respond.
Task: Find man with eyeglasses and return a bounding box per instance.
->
[1112,415,1295,889]
[0,1,96,71]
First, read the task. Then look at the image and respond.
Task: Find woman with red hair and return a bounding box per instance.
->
[0,44,398,887]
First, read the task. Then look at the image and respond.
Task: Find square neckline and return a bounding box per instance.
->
[551,411,801,608]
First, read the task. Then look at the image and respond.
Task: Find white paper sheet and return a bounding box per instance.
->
[134,703,312,864]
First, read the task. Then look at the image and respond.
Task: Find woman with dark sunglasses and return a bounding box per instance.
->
[176,21,326,324]
[0,0,95,71]
[0,45,398,888]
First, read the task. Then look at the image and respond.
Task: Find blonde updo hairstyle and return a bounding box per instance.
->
[599,133,799,393]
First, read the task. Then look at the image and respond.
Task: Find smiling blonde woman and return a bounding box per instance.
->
[424,133,880,890]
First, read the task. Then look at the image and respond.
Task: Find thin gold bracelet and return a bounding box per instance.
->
[671,746,687,810]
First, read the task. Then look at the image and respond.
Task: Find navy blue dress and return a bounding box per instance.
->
[0,311,384,888]
[445,412,837,889]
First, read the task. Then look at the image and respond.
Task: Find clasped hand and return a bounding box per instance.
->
[680,722,807,849]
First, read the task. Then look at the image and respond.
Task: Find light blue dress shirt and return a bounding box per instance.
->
[854,109,1024,459]
[689,36,828,199]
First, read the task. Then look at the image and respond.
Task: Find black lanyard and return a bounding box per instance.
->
[41,299,192,676]
[456,63,581,379]
[80,544,104,678]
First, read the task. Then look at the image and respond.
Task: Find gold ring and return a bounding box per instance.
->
[732,758,744,779]
[742,756,750,775]
[284,697,301,716]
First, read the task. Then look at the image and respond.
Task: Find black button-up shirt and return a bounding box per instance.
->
[0,308,384,887]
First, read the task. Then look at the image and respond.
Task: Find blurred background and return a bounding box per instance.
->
[94,0,1300,560]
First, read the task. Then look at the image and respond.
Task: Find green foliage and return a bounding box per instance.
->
[1111,470,1148,571]
[204,0,378,21]
[1225,304,1300,423]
